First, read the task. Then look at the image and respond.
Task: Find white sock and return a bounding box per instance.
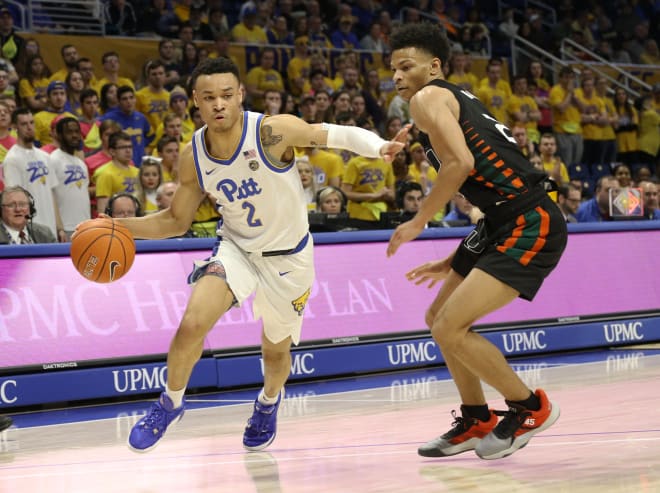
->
[166,385,186,409]
[258,388,279,405]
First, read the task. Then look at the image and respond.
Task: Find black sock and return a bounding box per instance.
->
[510,391,540,411]
[462,404,491,422]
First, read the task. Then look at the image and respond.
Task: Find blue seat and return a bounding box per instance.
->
[590,163,611,181]
[581,179,595,199]
[568,163,590,181]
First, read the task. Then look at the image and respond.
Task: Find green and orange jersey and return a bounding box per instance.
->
[418,79,547,212]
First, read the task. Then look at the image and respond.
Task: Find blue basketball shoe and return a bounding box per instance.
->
[128,392,185,453]
[243,390,284,451]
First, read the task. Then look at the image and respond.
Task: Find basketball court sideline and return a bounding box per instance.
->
[1,348,659,493]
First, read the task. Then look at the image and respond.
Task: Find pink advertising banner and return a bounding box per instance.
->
[0,230,658,368]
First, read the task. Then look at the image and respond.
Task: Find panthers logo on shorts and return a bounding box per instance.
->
[291,288,311,316]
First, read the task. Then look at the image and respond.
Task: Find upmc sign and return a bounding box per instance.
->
[0,230,659,368]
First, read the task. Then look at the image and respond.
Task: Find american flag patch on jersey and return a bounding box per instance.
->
[243,149,257,159]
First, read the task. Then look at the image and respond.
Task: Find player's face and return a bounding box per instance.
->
[391,48,439,102]
[193,73,243,131]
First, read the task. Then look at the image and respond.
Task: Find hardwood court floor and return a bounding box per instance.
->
[1,350,660,493]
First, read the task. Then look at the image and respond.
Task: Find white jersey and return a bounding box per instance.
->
[2,144,59,236]
[192,111,308,253]
[50,149,91,231]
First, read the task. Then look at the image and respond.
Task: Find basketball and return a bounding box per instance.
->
[70,218,136,283]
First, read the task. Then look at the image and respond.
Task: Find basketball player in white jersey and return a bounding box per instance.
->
[108,57,407,453]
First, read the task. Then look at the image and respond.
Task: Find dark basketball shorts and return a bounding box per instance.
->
[451,195,568,301]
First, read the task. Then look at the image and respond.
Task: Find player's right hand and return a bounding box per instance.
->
[380,124,411,162]
[405,259,451,289]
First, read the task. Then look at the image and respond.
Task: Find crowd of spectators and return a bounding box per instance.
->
[0,0,658,244]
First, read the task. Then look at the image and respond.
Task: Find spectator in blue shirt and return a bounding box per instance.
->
[331,16,360,49]
[639,181,660,220]
[576,175,618,222]
[100,85,153,165]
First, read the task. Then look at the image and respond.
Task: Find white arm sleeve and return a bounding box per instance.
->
[323,123,387,158]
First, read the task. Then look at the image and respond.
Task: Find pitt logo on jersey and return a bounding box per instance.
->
[217,177,263,202]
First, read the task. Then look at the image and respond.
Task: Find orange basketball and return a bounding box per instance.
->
[70,218,136,283]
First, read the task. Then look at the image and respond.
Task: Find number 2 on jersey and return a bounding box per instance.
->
[242,201,263,227]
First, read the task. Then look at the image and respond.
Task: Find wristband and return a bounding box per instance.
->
[323,123,386,158]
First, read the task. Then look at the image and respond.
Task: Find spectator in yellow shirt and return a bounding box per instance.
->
[447,51,478,93]
[476,60,510,124]
[33,81,77,146]
[136,60,170,137]
[407,141,438,196]
[230,7,267,44]
[507,75,541,144]
[539,133,570,186]
[341,154,395,228]
[287,36,311,98]
[548,66,583,166]
[93,51,134,95]
[245,48,284,112]
[574,76,608,167]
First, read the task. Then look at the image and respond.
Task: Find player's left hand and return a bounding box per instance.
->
[386,219,425,257]
[379,124,411,162]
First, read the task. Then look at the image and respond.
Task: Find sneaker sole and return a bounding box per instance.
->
[476,401,560,460]
[243,431,277,452]
[418,437,481,457]
[242,388,284,452]
[126,412,184,454]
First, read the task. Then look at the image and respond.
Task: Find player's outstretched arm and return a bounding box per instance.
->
[387,87,474,257]
[266,114,407,161]
[115,144,204,239]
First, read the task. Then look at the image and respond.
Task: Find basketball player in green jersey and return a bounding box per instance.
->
[386,23,567,460]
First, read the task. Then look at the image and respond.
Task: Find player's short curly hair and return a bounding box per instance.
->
[389,23,451,66]
[190,57,241,91]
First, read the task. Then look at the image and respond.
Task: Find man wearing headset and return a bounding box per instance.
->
[105,192,142,218]
[0,186,56,244]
